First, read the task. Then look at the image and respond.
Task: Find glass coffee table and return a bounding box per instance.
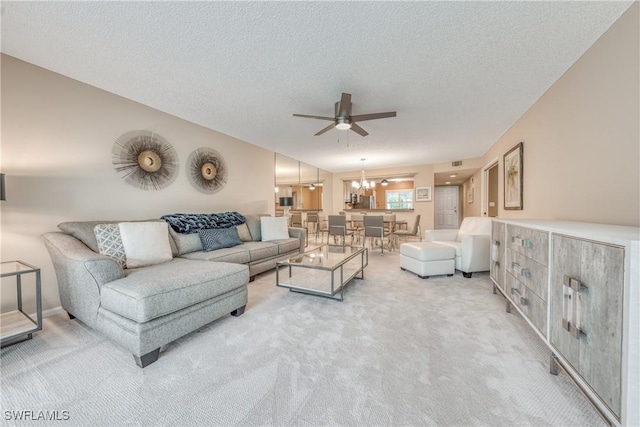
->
[276,245,368,301]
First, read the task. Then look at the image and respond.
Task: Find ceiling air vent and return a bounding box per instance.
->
[452,160,463,167]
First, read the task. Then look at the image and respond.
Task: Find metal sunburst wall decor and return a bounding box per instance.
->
[187,147,228,194]
[112,130,179,190]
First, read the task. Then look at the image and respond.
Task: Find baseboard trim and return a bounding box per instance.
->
[43,306,64,318]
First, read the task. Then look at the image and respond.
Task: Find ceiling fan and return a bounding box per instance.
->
[293,93,396,137]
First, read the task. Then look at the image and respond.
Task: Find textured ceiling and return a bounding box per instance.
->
[0,1,633,173]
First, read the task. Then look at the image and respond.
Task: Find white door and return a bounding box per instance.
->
[434,186,459,229]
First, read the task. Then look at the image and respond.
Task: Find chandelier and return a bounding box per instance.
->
[352,158,375,195]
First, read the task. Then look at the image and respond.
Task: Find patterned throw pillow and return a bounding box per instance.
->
[198,227,242,252]
[94,224,127,269]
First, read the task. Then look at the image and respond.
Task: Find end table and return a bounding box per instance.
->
[1,260,42,348]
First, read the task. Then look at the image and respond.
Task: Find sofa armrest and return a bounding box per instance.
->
[42,232,125,328]
[424,229,458,242]
[288,227,307,253]
[460,234,491,272]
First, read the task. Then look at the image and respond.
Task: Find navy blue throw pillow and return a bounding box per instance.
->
[198,227,242,252]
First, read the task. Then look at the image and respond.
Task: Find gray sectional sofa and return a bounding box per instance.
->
[42,214,305,367]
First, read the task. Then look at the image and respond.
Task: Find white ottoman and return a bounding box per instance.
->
[400,242,455,279]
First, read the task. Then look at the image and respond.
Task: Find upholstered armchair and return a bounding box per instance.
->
[424,216,492,278]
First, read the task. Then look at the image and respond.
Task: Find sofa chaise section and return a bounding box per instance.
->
[42,231,249,367]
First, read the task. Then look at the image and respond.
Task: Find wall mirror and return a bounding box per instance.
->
[275,153,329,213]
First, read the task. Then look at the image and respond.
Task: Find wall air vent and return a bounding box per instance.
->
[452,160,463,167]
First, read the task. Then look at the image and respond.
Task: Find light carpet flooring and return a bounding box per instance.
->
[0,248,605,426]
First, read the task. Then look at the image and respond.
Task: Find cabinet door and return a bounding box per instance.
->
[490,222,505,289]
[551,235,624,418]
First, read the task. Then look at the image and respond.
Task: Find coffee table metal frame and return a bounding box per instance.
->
[276,245,368,301]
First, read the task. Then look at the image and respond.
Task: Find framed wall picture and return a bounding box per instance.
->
[415,186,432,202]
[504,142,523,210]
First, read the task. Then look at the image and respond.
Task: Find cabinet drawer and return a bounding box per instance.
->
[506,273,547,337]
[505,249,548,301]
[490,222,505,289]
[507,225,549,266]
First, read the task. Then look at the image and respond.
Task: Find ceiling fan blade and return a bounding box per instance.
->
[338,93,352,118]
[350,122,369,137]
[315,123,337,136]
[293,114,335,121]
[350,111,397,122]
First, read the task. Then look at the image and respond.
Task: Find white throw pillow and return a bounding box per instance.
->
[118,222,173,268]
[260,216,289,241]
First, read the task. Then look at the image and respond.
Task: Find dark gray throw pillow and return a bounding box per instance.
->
[198,227,242,252]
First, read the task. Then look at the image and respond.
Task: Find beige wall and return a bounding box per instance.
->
[481,3,639,226]
[0,55,275,313]
[462,173,482,218]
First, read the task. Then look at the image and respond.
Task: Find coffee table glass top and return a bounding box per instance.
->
[279,245,365,271]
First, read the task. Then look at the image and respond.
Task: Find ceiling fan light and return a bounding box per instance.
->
[335,122,352,130]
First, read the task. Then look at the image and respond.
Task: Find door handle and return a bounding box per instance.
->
[562,275,587,339]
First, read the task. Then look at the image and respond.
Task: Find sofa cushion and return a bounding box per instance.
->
[59,219,178,257]
[260,216,289,241]
[180,246,250,264]
[199,227,242,251]
[119,222,173,268]
[275,237,301,254]
[236,223,252,242]
[100,258,248,323]
[169,227,203,256]
[94,224,127,269]
[241,241,279,262]
[245,214,271,242]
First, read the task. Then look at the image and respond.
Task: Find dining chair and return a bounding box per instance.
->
[363,215,390,254]
[349,213,365,244]
[382,214,396,249]
[306,212,319,242]
[317,213,329,243]
[328,215,354,247]
[393,214,422,244]
[289,212,303,228]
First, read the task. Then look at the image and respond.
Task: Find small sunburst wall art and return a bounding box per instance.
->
[187,147,228,194]
[111,130,179,191]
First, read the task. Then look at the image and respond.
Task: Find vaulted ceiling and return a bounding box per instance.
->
[0,1,633,173]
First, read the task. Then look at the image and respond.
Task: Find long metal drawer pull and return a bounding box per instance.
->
[562,275,587,339]
[561,275,573,332]
[511,262,531,278]
[492,241,500,264]
[511,236,532,248]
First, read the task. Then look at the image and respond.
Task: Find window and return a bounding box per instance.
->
[386,190,413,209]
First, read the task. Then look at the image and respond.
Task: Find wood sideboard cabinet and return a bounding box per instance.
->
[490,219,639,427]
